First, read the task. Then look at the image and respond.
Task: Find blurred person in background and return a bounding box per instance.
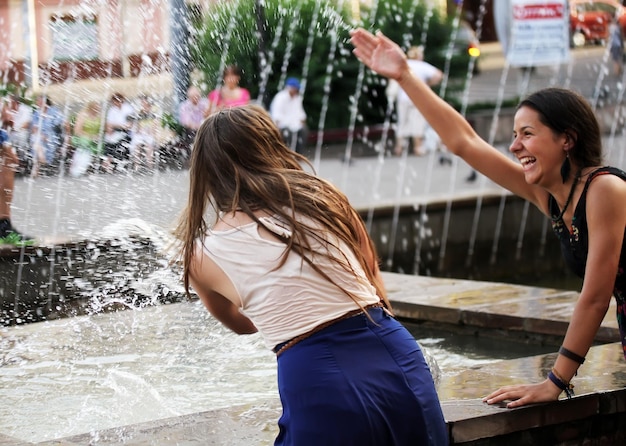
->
[30,95,65,177]
[2,94,33,174]
[387,45,442,156]
[103,93,134,173]
[206,65,251,116]
[609,14,624,77]
[270,77,308,153]
[69,101,104,178]
[178,85,209,156]
[129,94,169,172]
[0,117,31,243]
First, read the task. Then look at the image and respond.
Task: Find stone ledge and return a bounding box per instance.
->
[0,236,181,325]
[33,402,282,446]
[37,362,625,446]
[383,272,620,344]
[443,388,626,445]
[9,271,624,445]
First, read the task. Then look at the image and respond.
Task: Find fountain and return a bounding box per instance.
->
[1,0,626,444]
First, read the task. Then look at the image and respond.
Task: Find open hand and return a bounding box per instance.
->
[349,28,409,81]
[483,379,563,409]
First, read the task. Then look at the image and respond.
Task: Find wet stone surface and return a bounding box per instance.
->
[1,272,624,445]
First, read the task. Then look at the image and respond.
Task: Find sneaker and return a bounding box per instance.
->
[0,220,34,245]
[465,171,477,182]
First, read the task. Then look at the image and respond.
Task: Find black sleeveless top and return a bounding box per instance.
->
[549,166,626,359]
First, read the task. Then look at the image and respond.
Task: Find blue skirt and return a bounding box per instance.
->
[274,307,448,446]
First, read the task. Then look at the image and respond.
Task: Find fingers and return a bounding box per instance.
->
[482,387,512,405]
[483,385,532,408]
[349,27,375,42]
[483,381,560,409]
[374,30,397,48]
[350,28,377,55]
[505,397,530,409]
[350,28,383,70]
[350,29,375,65]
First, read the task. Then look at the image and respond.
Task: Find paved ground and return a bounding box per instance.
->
[13,133,626,243]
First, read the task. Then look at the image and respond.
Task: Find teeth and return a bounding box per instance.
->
[519,156,535,165]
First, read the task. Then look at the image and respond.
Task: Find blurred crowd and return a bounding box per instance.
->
[0,63,309,181]
[0,90,183,179]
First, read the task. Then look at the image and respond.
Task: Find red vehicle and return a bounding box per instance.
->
[570,0,626,47]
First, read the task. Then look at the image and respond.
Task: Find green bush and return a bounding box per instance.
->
[192,0,473,131]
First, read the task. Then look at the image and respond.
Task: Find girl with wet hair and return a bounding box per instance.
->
[174,104,447,445]
[351,28,626,409]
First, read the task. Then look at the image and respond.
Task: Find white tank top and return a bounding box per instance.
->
[200,215,380,349]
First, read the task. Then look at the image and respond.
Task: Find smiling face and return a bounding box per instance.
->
[510,106,568,187]
[224,72,240,89]
[223,66,242,89]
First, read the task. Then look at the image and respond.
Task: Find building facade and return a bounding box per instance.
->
[0,0,486,91]
[0,0,218,88]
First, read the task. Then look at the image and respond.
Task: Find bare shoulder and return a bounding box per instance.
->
[586,172,626,220]
[588,171,626,196]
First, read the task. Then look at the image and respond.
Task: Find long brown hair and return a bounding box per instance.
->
[173,104,388,307]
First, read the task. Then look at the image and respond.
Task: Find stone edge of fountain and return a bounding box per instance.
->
[6,271,623,445]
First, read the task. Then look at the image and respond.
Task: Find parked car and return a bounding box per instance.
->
[456,20,482,73]
[437,20,482,74]
[570,0,626,47]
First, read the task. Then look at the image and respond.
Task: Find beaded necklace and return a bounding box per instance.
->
[551,169,582,223]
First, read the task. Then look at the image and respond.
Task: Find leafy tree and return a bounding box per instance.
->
[192,0,471,130]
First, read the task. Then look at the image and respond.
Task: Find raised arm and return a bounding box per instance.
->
[350,28,541,206]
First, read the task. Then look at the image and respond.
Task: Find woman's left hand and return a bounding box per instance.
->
[483,379,562,408]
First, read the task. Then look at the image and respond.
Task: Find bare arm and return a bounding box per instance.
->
[350,28,545,207]
[426,67,443,87]
[556,176,624,374]
[484,175,626,407]
[188,244,257,334]
[73,112,88,138]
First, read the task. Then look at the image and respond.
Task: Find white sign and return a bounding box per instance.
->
[505,0,570,67]
[50,15,99,61]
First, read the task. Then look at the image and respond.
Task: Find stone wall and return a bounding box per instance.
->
[362,193,575,286]
[0,237,183,325]
[1,193,577,326]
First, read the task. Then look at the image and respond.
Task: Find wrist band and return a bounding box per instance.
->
[559,346,586,364]
[547,370,574,399]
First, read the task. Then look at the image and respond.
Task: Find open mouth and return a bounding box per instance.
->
[519,156,536,168]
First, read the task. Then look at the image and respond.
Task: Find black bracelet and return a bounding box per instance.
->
[547,370,574,399]
[559,346,586,364]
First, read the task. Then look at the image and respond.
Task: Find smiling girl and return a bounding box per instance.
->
[350,28,626,408]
